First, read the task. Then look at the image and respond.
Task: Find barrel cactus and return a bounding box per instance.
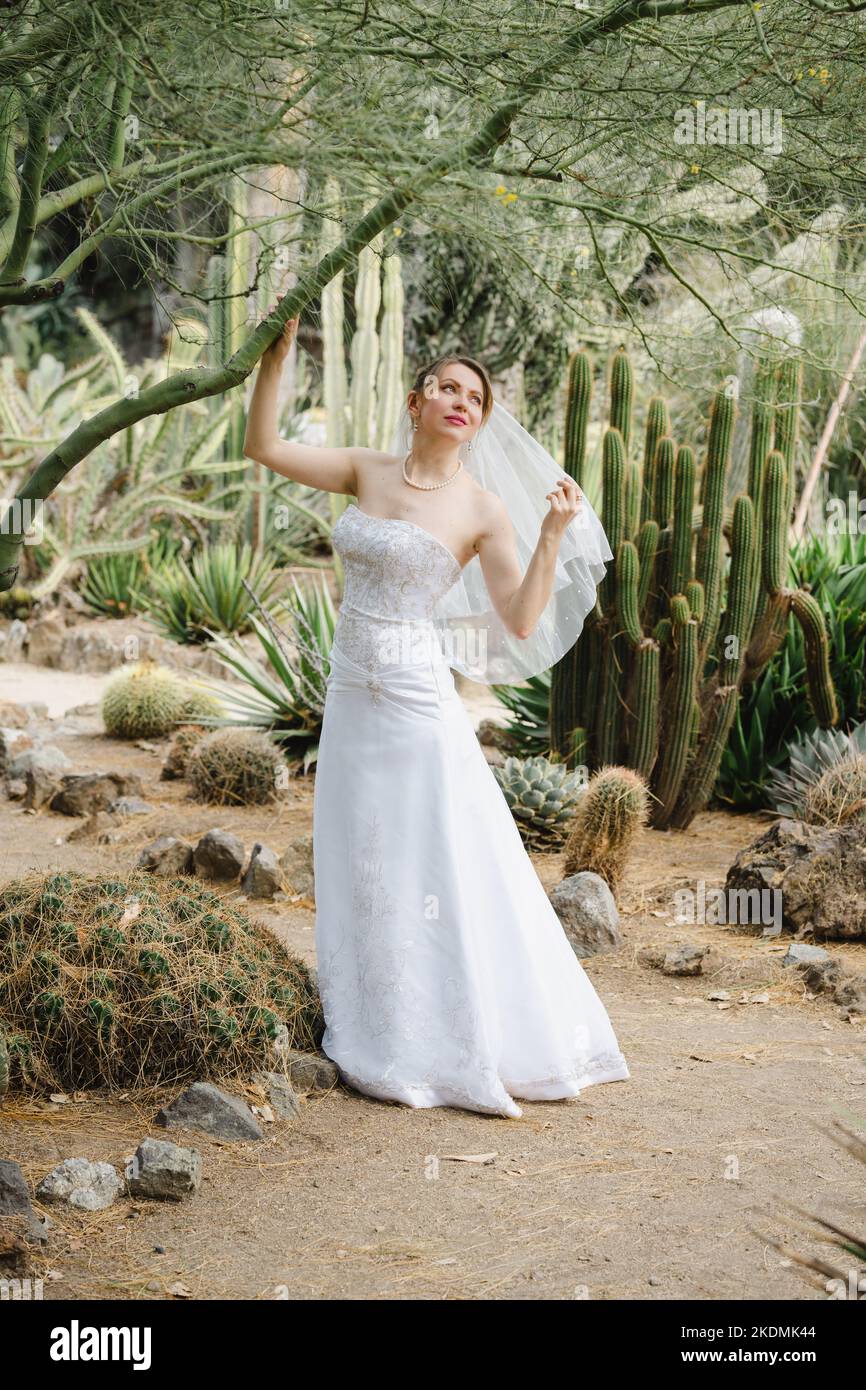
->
[802,754,866,828]
[0,869,323,1092]
[101,659,222,739]
[493,754,586,850]
[765,720,866,818]
[187,728,288,806]
[551,346,838,830]
[562,765,650,896]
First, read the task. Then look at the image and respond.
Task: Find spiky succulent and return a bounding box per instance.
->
[802,754,866,827]
[101,659,222,739]
[0,869,323,1092]
[764,720,866,818]
[493,754,585,850]
[562,765,650,896]
[187,727,288,806]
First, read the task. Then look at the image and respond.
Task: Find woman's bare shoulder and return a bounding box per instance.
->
[468,481,510,533]
[351,447,404,484]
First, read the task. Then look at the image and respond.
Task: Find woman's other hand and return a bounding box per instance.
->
[540,477,583,544]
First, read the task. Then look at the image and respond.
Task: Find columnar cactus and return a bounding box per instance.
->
[550,346,838,830]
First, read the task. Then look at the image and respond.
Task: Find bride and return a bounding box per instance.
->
[244,315,630,1120]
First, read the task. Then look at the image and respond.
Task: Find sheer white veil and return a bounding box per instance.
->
[387,397,612,685]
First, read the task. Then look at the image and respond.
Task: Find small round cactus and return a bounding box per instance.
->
[101,659,222,739]
[803,754,866,828]
[187,728,288,806]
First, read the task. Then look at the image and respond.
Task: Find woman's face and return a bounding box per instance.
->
[413,363,486,443]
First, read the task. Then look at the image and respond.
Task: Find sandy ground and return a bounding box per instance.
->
[0,662,112,718]
[1,669,865,1301]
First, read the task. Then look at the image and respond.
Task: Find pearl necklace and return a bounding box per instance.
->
[402,450,463,491]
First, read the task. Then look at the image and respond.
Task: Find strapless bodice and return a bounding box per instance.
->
[329,504,464,671]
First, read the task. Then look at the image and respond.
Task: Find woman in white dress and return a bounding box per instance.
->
[244,316,630,1119]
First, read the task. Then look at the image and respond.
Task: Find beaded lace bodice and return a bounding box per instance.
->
[330,503,463,670]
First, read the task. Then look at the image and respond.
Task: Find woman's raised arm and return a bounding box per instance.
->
[243,315,358,495]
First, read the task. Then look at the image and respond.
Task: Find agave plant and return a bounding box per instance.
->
[191,574,336,770]
[764,720,866,818]
[492,754,586,850]
[79,550,148,618]
[491,671,552,757]
[141,543,282,644]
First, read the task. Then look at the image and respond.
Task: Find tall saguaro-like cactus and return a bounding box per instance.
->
[320,190,405,589]
[550,347,838,831]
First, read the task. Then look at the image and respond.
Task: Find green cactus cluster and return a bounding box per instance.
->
[552,347,838,829]
[320,187,406,585]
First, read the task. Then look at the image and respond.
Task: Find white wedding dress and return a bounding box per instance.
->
[312,503,630,1119]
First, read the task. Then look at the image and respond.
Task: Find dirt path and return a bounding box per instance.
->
[2,685,864,1300]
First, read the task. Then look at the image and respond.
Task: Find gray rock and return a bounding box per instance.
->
[52,706,104,737]
[56,621,164,675]
[548,872,622,957]
[108,796,156,817]
[280,1049,339,1094]
[8,745,72,781]
[481,744,506,767]
[5,776,26,801]
[65,811,122,843]
[49,772,144,817]
[26,612,66,667]
[795,956,866,1019]
[278,835,315,899]
[36,1158,122,1211]
[155,1081,264,1140]
[782,943,831,967]
[0,727,33,772]
[1,620,28,663]
[125,1137,202,1201]
[726,818,866,940]
[0,1159,48,1243]
[241,843,283,899]
[251,1071,302,1120]
[0,701,32,729]
[24,765,62,811]
[662,944,706,976]
[475,718,510,748]
[193,829,245,881]
[137,836,194,876]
